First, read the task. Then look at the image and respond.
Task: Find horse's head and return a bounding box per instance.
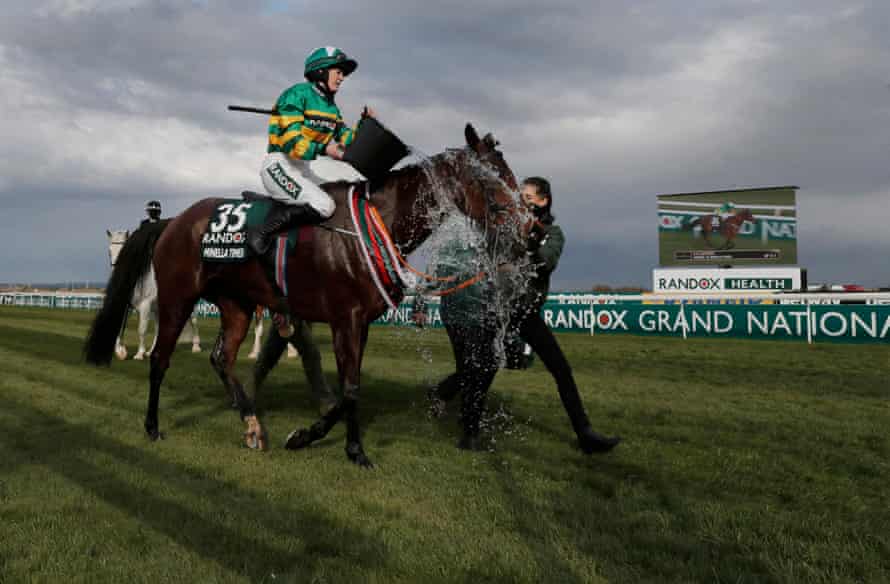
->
[106,229,129,267]
[446,124,532,255]
[737,209,755,222]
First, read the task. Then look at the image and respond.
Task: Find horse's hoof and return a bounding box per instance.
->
[244,429,268,451]
[243,416,268,451]
[284,428,312,450]
[427,388,447,418]
[247,352,258,360]
[133,352,145,361]
[115,348,128,360]
[146,429,165,441]
[346,445,374,469]
[578,428,621,454]
[191,346,201,353]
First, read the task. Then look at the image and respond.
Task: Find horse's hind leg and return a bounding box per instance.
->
[146,297,197,440]
[252,325,287,405]
[114,332,128,360]
[134,302,152,360]
[210,298,267,450]
[189,313,202,353]
[248,309,263,360]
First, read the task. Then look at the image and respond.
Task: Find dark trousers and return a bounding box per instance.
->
[438,321,499,437]
[439,309,594,438]
[513,311,591,434]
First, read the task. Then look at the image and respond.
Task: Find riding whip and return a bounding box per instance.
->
[228,105,278,115]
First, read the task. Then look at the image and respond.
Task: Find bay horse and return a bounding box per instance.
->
[684,209,755,250]
[85,124,526,467]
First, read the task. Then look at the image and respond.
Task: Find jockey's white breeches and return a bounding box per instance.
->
[260,152,336,219]
[260,153,366,219]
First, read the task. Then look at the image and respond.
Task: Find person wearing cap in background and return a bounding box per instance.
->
[141,200,162,228]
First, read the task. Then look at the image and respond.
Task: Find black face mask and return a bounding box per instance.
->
[531,204,553,223]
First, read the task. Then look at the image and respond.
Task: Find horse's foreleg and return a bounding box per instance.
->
[284,316,369,467]
[211,299,266,450]
[336,317,371,467]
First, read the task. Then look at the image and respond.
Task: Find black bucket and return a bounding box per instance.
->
[343,117,410,183]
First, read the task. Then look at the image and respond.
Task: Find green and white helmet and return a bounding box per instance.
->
[304,46,358,78]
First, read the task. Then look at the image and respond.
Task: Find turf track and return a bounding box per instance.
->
[1,306,888,583]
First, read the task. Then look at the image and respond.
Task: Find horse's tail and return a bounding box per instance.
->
[84,220,170,365]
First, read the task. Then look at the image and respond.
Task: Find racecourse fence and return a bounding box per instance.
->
[2,291,889,344]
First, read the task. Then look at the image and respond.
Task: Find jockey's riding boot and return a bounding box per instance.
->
[248,204,323,257]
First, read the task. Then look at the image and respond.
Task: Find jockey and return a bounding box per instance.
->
[248,46,375,256]
[711,201,736,228]
[141,200,162,228]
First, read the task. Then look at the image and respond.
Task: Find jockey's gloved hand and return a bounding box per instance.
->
[325,142,345,160]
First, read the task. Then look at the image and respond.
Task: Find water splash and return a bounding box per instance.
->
[393,146,538,443]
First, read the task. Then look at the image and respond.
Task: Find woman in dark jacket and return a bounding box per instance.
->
[508,177,620,454]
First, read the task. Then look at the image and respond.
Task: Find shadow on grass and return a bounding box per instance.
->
[2,395,388,580]
[484,437,782,584]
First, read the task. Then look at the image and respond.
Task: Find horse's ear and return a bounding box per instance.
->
[482,133,499,149]
[125,230,130,238]
[465,123,481,152]
[106,229,112,238]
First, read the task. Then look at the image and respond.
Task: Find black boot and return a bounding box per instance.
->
[555,380,621,454]
[577,426,621,454]
[248,204,323,257]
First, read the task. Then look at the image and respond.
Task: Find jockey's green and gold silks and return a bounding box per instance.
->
[267,82,357,161]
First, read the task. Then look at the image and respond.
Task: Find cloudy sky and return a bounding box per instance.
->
[1,0,888,289]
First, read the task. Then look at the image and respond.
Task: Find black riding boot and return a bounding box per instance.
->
[248,204,323,257]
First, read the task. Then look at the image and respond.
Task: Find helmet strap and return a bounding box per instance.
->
[307,69,335,101]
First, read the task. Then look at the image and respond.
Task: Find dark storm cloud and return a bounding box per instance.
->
[1,0,888,287]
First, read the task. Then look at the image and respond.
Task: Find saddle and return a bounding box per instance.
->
[200,192,310,300]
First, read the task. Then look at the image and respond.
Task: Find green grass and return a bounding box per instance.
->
[1,306,888,583]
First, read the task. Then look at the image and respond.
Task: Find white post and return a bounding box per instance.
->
[806,302,813,344]
[589,304,596,336]
[680,302,688,340]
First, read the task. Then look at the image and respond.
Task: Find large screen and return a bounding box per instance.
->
[657,186,798,266]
